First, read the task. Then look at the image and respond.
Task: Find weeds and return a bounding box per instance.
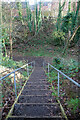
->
[67,98,80,114]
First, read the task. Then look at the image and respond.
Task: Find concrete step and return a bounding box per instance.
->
[24,85,51,89]
[21,90,52,95]
[12,104,62,117]
[18,96,57,103]
[26,82,49,85]
[8,116,65,120]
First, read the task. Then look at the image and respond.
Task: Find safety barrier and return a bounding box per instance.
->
[0,61,35,98]
[43,62,80,97]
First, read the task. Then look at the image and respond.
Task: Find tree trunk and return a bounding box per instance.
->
[9,10,13,59]
[71,0,80,34]
[62,26,80,55]
[0,0,2,64]
[56,0,65,31]
[16,1,24,25]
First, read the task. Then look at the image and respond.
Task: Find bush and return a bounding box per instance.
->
[51,30,65,46]
[67,98,80,114]
[1,57,26,69]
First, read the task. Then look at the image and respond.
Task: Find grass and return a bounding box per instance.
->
[23,45,54,57]
[14,44,66,58]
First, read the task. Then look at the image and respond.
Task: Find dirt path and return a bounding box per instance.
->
[13,55,53,67]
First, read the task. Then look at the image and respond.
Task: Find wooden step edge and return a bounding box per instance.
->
[57,100,68,120]
[27,81,48,85]
[22,89,52,91]
[22,89,50,91]
[15,103,59,105]
[27,77,48,82]
[26,82,48,83]
[20,95,53,97]
[8,115,62,118]
[6,68,35,120]
[26,82,51,87]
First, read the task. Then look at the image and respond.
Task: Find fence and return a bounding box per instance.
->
[0,61,35,98]
[43,62,80,97]
[43,62,80,116]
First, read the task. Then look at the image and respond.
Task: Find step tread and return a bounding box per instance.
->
[21,89,52,95]
[12,104,62,116]
[18,96,57,103]
[16,103,59,105]
[8,115,63,118]
[24,85,51,89]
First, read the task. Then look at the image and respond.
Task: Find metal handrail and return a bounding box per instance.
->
[43,62,80,97]
[0,61,35,98]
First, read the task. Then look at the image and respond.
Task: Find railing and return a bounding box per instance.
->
[43,62,80,97]
[0,61,35,98]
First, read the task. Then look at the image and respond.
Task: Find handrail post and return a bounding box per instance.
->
[48,63,49,77]
[14,72,17,98]
[31,62,32,70]
[58,72,60,97]
[43,62,44,69]
[34,61,35,68]
[27,64,29,77]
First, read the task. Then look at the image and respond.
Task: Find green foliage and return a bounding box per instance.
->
[56,0,65,30]
[52,57,79,78]
[16,2,24,25]
[26,1,32,32]
[1,57,26,69]
[71,1,80,33]
[67,98,80,113]
[54,58,61,64]
[52,92,57,97]
[36,0,38,23]
[49,71,58,81]
[2,57,16,68]
[61,0,79,39]
[68,0,71,13]
[61,12,73,33]
[37,1,42,32]
[51,30,65,46]
[2,28,9,46]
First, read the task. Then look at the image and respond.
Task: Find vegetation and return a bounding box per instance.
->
[67,98,80,114]
[46,57,79,117]
[51,30,65,46]
[16,1,24,25]
[56,0,65,31]
[0,0,2,64]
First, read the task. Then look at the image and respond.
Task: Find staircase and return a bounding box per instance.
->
[7,66,66,120]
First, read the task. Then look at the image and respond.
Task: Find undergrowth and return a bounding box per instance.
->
[1,57,26,69]
[46,57,79,118]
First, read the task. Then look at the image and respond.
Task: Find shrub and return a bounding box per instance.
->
[51,30,65,46]
[67,98,80,114]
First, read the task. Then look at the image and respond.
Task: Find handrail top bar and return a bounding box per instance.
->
[0,61,35,81]
[48,63,80,87]
[43,62,80,87]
